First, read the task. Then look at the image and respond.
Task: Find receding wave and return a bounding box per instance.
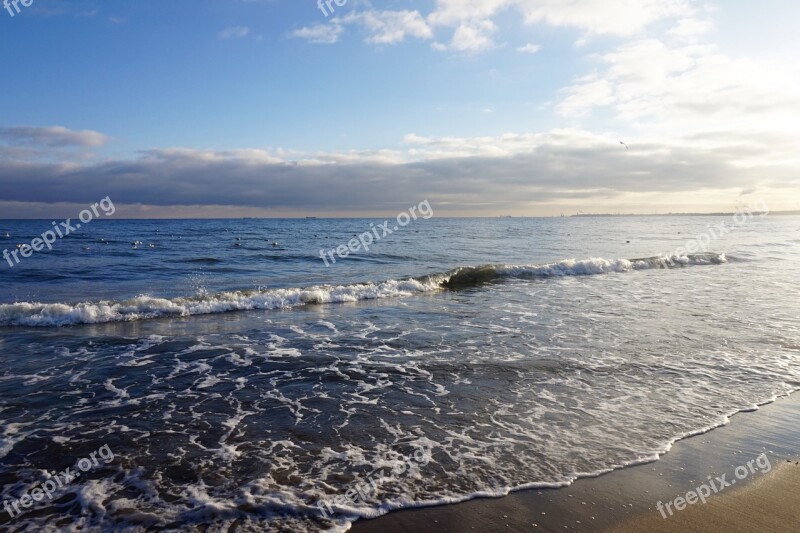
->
[0,253,725,327]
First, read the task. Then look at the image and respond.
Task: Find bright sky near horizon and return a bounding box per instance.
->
[1,0,799,217]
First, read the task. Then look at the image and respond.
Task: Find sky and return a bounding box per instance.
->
[1,0,799,218]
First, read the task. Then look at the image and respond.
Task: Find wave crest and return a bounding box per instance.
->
[0,254,725,327]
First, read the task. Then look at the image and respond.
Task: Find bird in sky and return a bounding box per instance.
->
[620,141,629,150]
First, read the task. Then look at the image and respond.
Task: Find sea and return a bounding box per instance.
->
[1,214,799,531]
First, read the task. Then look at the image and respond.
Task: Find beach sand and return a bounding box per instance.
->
[352,393,800,532]
[612,461,800,533]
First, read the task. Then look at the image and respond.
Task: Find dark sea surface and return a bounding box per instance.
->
[1,214,799,531]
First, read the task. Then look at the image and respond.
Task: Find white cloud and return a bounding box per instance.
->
[219,26,251,39]
[555,36,800,172]
[517,43,541,53]
[557,75,616,117]
[427,0,510,26]
[292,10,432,45]
[427,0,691,39]
[289,23,344,44]
[559,38,800,130]
[514,0,691,36]
[434,20,497,52]
[667,17,713,39]
[341,10,434,44]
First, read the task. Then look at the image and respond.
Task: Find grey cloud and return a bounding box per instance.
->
[0,143,792,214]
[0,126,109,148]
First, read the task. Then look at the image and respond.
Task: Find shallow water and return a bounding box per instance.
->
[1,215,798,531]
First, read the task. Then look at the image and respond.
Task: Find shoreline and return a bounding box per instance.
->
[351,392,800,532]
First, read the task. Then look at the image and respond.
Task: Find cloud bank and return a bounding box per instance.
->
[0,128,797,217]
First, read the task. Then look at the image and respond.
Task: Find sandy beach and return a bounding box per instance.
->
[612,462,800,533]
[352,393,800,533]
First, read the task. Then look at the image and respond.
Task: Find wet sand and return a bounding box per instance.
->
[612,460,800,532]
[352,393,800,532]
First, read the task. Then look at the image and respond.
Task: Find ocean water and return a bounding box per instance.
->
[1,215,799,531]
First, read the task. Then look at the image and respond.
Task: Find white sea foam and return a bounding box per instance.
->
[0,254,726,327]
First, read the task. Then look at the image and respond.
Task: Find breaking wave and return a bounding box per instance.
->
[0,253,726,327]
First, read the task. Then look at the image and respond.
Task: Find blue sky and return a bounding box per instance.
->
[3,0,581,153]
[1,0,799,217]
